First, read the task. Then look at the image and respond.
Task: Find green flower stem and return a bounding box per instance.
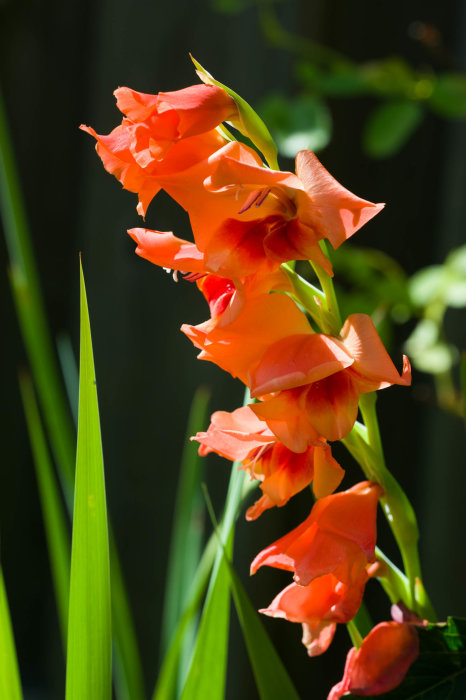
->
[344,409,436,621]
[346,619,363,649]
[310,244,342,333]
[297,245,435,620]
[374,547,411,605]
[358,394,421,600]
[281,263,334,331]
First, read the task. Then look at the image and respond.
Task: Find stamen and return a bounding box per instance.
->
[183,272,207,282]
[238,189,264,214]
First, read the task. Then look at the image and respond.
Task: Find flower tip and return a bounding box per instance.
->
[401,355,412,385]
[127,228,143,243]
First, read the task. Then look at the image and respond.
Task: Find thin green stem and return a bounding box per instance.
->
[346,619,363,649]
[344,403,436,620]
[309,250,342,333]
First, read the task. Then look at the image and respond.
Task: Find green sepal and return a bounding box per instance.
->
[191,55,279,169]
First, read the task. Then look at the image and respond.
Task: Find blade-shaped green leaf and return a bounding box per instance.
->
[65,261,111,700]
[0,565,23,700]
[180,441,248,700]
[0,89,75,498]
[226,557,301,700]
[161,386,210,654]
[110,542,146,700]
[191,55,279,169]
[363,101,423,158]
[348,617,466,699]
[153,534,217,700]
[1,88,143,700]
[18,372,70,648]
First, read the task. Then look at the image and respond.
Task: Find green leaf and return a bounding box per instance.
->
[18,372,71,649]
[110,542,146,700]
[296,61,367,96]
[152,535,217,700]
[191,56,279,169]
[226,560,301,700]
[1,84,143,700]
[409,266,446,307]
[161,386,210,683]
[0,565,23,700]
[180,413,249,700]
[180,541,232,700]
[363,101,423,158]
[429,74,466,118]
[65,261,112,700]
[348,617,466,698]
[1,93,75,503]
[259,93,332,157]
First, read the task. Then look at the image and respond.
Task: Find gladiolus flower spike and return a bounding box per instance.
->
[83,59,435,700]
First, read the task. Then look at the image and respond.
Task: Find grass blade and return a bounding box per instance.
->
[227,563,301,700]
[65,261,111,699]
[180,457,247,700]
[0,565,23,700]
[152,534,217,700]
[202,486,301,700]
[1,93,144,700]
[0,88,75,496]
[110,540,146,700]
[18,371,70,649]
[161,386,210,676]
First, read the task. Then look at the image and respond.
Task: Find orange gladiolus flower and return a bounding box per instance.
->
[328,621,419,698]
[180,271,314,386]
[81,84,236,216]
[260,572,368,657]
[250,313,411,448]
[139,140,383,278]
[250,481,382,586]
[193,406,344,520]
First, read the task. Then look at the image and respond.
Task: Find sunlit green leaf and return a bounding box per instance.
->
[180,414,249,700]
[65,261,111,700]
[152,535,217,700]
[1,86,142,700]
[409,266,445,306]
[447,244,466,275]
[362,58,416,97]
[0,565,23,700]
[363,101,423,158]
[259,93,332,157]
[18,372,70,648]
[226,560,301,700]
[191,56,279,169]
[161,386,210,686]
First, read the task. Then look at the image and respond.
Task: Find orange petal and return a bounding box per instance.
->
[303,372,360,441]
[182,292,311,384]
[341,314,412,389]
[251,389,321,453]
[329,622,419,698]
[193,406,273,462]
[295,150,384,249]
[128,228,206,273]
[249,334,353,396]
[158,84,237,138]
[312,444,345,499]
[251,482,381,585]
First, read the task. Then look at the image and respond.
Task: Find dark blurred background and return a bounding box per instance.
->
[1,0,466,698]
